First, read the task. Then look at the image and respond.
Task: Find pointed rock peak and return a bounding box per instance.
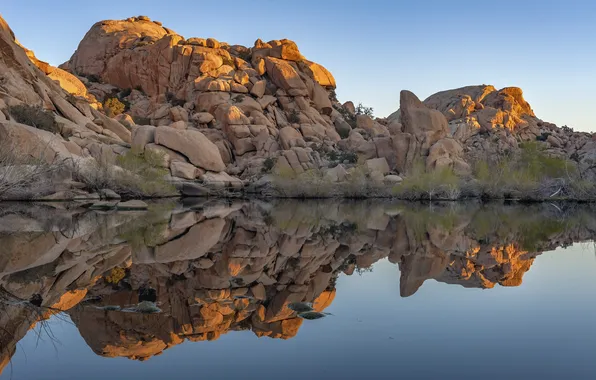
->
[399,90,426,110]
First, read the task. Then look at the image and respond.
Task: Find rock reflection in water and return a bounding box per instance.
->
[1,200,595,370]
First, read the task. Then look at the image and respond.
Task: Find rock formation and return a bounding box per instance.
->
[388,85,596,179]
[0,14,594,199]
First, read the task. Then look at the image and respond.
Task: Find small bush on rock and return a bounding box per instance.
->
[166,92,185,107]
[104,97,126,116]
[355,103,374,118]
[8,104,58,133]
[287,109,301,124]
[221,56,236,67]
[119,88,132,98]
[262,157,276,173]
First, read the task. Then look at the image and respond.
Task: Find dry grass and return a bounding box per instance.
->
[271,165,394,198]
[73,150,177,198]
[7,104,59,133]
[0,141,69,200]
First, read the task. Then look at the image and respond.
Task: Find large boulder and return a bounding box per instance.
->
[278,127,305,150]
[400,90,449,151]
[423,85,496,121]
[264,57,307,96]
[426,138,471,175]
[0,122,72,164]
[154,127,226,172]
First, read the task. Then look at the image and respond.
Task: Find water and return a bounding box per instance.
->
[1,200,596,379]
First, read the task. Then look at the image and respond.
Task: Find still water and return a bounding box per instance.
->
[1,200,596,379]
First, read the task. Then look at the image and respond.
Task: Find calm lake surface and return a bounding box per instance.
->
[1,200,596,380]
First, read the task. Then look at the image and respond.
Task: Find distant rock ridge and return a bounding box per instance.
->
[386,84,596,179]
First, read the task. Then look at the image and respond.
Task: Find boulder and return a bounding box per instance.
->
[365,158,390,175]
[0,122,72,164]
[192,112,215,124]
[400,90,449,150]
[201,172,243,189]
[279,127,305,150]
[131,125,155,150]
[250,80,266,98]
[324,164,348,182]
[264,57,307,96]
[154,127,226,172]
[170,161,201,180]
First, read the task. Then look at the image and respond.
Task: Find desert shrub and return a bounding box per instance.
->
[166,92,186,107]
[119,88,132,98]
[472,142,579,199]
[395,160,461,200]
[86,74,100,83]
[519,141,574,179]
[232,94,245,104]
[262,157,276,173]
[561,125,574,133]
[326,149,358,167]
[8,104,58,133]
[271,165,393,198]
[355,103,374,118]
[135,85,145,93]
[75,150,176,198]
[287,109,301,124]
[105,267,127,284]
[221,56,236,67]
[0,141,69,199]
[104,97,126,117]
[329,89,338,102]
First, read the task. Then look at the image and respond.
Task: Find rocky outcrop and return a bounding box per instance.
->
[387,85,595,180]
[1,13,594,198]
[58,16,357,183]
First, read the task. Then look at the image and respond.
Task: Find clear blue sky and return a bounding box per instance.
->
[2,0,595,131]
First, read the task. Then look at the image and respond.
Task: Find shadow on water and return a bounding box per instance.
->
[1,199,596,373]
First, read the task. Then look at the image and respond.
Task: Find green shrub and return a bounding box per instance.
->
[104,97,126,117]
[166,92,185,107]
[395,160,461,200]
[327,150,357,165]
[119,88,132,98]
[287,109,301,124]
[262,157,276,173]
[76,150,176,198]
[221,56,236,67]
[355,103,374,118]
[8,104,58,133]
[472,142,578,198]
[86,74,100,83]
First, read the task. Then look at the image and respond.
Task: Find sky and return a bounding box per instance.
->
[2,0,595,131]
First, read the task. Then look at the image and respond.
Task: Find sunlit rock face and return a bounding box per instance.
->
[1,200,596,368]
[386,85,596,180]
